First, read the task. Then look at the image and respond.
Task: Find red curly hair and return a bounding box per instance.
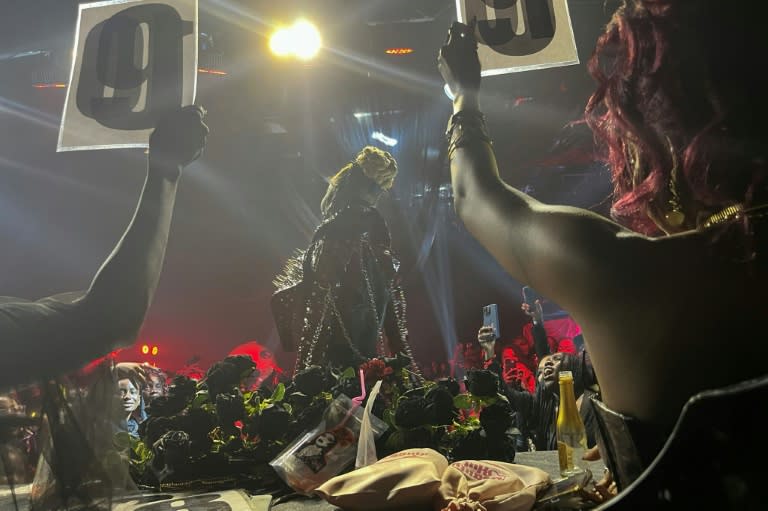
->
[585,0,768,235]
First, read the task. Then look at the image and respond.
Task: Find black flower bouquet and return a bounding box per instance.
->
[126,355,518,493]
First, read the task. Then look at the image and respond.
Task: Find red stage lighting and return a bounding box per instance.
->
[141,344,150,355]
[151,346,159,356]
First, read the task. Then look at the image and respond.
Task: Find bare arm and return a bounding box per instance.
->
[438,23,658,316]
[0,107,208,388]
[448,108,635,310]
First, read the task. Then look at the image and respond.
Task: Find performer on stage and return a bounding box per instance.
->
[272,147,418,373]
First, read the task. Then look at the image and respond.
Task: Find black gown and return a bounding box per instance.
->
[272,200,414,372]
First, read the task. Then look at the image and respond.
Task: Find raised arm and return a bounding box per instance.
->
[437,23,651,314]
[522,300,550,360]
[0,107,208,388]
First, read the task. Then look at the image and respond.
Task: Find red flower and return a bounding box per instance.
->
[360,358,393,383]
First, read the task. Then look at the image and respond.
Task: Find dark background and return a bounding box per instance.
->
[0,0,614,374]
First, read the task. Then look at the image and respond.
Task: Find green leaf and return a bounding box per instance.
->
[453,394,473,410]
[340,367,356,380]
[270,383,286,402]
[282,403,293,415]
[384,429,405,450]
[478,395,498,407]
[382,407,396,428]
[192,390,210,408]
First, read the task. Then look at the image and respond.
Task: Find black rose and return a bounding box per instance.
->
[258,404,292,441]
[437,377,461,397]
[215,390,245,432]
[204,355,255,399]
[465,369,499,397]
[395,395,429,429]
[451,429,487,461]
[479,401,513,437]
[139,416,177,446]
[146,395,182,417]
[294,398,329,431]
[243,413,260,438]
[153,430,191,471]
[293,365,330,396]
[486,433,516,463]
[221,435,244,455]
[147,377,196,417]
[424,385,457,426]
[383,352,412,371]
[168,375,197,401]
[177,408,216,455]
[402,427,435,449]
[330,377,362,401]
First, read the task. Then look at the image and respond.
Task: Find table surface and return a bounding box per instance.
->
[0,451,605,511]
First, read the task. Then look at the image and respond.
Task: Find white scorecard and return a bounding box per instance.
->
[57,0,197,152]
[455,0,579,76]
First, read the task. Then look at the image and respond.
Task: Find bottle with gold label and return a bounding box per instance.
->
[556,370,587,477]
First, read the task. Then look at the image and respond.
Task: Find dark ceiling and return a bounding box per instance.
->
[0,0,614,373]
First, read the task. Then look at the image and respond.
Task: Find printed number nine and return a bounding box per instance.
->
[76,4,193,130]
[469,0,556,56]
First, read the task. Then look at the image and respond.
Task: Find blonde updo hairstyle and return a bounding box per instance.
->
[321,146,398,217]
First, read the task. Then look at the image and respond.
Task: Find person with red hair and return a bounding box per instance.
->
[438,0,768,499]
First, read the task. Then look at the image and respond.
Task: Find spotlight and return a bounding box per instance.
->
[151,346,159,356]
[269,19,322,61]
[443,83,455,101]
[141,344,149,355]
[269,27,294,57]
[371,131,398,147]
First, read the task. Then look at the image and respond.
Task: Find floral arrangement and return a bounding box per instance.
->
[125,354,520,492]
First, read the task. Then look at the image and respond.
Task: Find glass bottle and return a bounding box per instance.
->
[556,370,587,477]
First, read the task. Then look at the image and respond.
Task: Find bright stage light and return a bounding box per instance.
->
[443,83,455,101]
[269,28,294,57]
[292,20,321,60]
[269,20,322,61]
[371,131,398,147]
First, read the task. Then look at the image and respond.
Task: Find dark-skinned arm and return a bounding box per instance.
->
[0,107,208,388]
[438,22,657,317]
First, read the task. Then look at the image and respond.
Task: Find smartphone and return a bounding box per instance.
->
[482,304,500,339]
[522,286,538,306]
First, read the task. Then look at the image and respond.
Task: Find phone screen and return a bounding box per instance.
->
[522,286,537,306]
[482,304,500,339]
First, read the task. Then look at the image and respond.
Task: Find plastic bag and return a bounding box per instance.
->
[356,379,384,469]
[269,394,387,495]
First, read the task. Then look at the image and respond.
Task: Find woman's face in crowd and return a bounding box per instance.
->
[537,353,565,386]
[118,378,140,414]
[143,375,166,401]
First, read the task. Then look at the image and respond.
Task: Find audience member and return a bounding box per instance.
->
[115,363,146,437]
[141,364,168,407]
